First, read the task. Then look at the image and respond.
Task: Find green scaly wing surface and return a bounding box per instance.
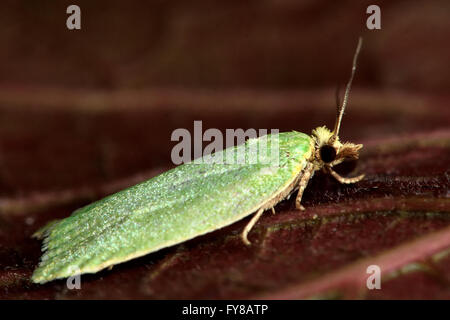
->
[32,131,312,283]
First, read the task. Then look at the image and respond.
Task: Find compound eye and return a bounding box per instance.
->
[320,145,337,163]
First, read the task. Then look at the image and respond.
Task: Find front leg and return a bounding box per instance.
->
[295,163,314,210]
[326,166,365,184]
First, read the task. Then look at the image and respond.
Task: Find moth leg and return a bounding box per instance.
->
[327,166,365,184]
[295,163,314,211]
[271,207,276,214]
[241,208,265,246]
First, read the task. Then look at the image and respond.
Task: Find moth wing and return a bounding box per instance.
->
[32,132,312,283]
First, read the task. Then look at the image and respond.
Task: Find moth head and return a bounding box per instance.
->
[312,126,363,167]
[311,37,365,184]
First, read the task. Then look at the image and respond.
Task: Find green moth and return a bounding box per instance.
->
[32,38,364,284]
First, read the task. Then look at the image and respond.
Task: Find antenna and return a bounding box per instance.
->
[330,37,363,142]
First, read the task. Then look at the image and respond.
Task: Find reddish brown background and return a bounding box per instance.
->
[0,1,449,299]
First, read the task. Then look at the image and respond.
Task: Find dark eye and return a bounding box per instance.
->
[320,145,337,163]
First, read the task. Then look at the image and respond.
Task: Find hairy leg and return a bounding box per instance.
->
[327,166,365,184]
[241,208,265,245]
[295,163,315,210]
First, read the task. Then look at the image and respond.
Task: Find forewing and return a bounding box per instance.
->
[32,132,312,283]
